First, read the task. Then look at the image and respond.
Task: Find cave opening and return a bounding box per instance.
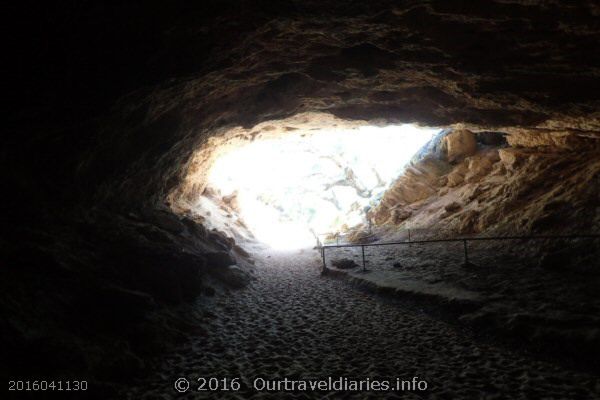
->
[182,122,439,250]
[5,2,600,396]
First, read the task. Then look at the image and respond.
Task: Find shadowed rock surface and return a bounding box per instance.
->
[3,0,599,396]
[7,1,600,208]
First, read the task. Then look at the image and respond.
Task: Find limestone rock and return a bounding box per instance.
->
[444,202,462,213]
[347,228,375,244]
[447,162,469,187]
[498,148,529,170]
[457,210,481,234]
[372,156,451,223]
[444,129,477,163]
[391,208,412,223]
[465,155,494,183]
[505,130,595,150]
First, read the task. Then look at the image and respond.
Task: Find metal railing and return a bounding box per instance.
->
[319,233,600,272]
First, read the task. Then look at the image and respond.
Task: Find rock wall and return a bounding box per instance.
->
[8,1,599,210]
[105,0,600,208]
[372,129,600,235]
[3,0,600,386]
[1,205,254,383]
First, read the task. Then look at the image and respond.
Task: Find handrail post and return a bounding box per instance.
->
[362,245,366,272]
[322,247,326,269]
[463,239,468,266]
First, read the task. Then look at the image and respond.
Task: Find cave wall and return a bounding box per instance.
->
[371,129,600,235]
[90,0,600,208]
[8,1,599,212]
[3,0,600,383]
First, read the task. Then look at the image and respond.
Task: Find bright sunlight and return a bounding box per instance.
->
[206,125,439,249]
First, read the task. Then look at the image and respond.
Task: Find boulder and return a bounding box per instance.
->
[444,129,477,162]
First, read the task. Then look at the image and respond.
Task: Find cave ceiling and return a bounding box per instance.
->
[6,0,600,208]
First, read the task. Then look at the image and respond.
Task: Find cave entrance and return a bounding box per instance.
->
[177,117,439,250]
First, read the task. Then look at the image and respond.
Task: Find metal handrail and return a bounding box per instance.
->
[319,233,600,272]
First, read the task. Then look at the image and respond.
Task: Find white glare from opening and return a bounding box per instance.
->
[206,125,438,249]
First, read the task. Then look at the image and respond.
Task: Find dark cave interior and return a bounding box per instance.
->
[3,1,600,398]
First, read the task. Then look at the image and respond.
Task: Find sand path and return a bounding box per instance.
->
[127,247,599,399]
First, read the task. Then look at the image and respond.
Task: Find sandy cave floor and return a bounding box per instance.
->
[325,231,600,331]
[125,246,600,399]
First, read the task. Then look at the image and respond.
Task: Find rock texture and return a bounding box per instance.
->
[372,128,600,235]
[445,129,478,163]
[3,0,600,388]
[0,206,254,384]
[7,1,600,209]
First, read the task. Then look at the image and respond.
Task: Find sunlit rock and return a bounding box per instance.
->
[444,129,478,163]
